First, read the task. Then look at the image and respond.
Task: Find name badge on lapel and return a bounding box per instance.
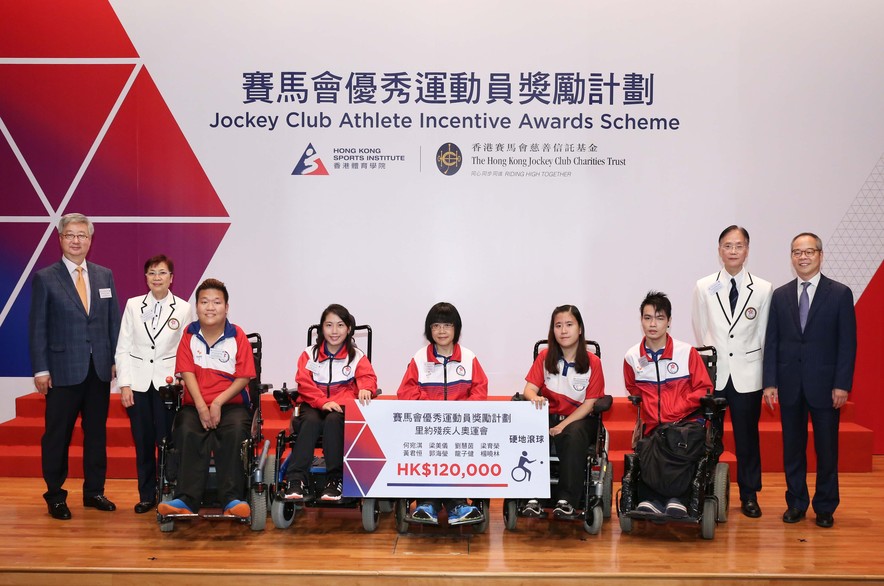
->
[99,288,112,299]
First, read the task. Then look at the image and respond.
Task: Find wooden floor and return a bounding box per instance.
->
[2,459,884,585]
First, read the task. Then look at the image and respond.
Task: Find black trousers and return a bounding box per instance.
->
[127,384,174,502]
[780,389,840,514]
[42,358,109,505]
[286,403,344,483]
[552,415,599,505]
[715,377,762,502]
[172,404,250,512]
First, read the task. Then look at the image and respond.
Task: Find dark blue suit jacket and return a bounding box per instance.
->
[28,260,121,387]
[762,274,857,409]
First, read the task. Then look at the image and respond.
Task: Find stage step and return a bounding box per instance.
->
[0,393,872,478]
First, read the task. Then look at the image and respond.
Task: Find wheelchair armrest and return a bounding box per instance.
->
[700,393,728,422]
[628,394,642,406]
[592,394,613,414]
[272,383,297,412]
[158,378,183,410]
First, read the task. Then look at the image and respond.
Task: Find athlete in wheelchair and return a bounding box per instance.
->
[267,304,382,531]
[618,291,729,539]
[393,302,489,532]
[502,304,614,535]
[156,279,270,532]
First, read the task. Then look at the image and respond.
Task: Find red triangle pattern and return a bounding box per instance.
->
[0,64,135,209]
[0,0,137,58]
[74,68,228,217]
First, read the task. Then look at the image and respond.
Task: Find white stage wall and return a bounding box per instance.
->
[1,1,882,421]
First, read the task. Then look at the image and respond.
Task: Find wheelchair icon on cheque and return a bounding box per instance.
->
[511,451,540,482]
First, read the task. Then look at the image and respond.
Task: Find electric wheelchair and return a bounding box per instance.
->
[502,339,614,535]
[156,332,271,532]
[267,324,390,532]
[617,346,730,540]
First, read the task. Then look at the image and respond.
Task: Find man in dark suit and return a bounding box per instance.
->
[763,232,857,528]
[29,213,121,520]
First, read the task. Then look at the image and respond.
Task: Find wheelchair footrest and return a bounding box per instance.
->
[199,512,250,520]
[159,513,199,520]
[405,514,439,525]
[625,510,699,523]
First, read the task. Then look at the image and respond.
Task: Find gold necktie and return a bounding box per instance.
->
[75,267,88,312]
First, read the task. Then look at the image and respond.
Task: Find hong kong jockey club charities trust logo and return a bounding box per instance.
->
[436,142,462,175]
[292,142,329,176]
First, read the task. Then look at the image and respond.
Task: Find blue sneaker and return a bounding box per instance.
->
[665,498,687,518]
[158,498,192,516]
[448,504,482,525]
[636,500,664,515]
[412,503,438,524]
[223,499,251,518]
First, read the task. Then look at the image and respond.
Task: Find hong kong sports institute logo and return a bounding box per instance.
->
[292,142,329,175]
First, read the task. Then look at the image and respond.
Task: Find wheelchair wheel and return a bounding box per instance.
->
[379,500,394,514]
[473,499,490,534]
[395,499,409,534]
[701,499,716,540]
[503,499,518,531]
[584,505,603,535]
[264,454,278,489]
[603,464,614,519]
[713,462,730,523]
[619,513,633,534]
[249,487,267,531]
[362,498,380,532]
[271,498,296,529]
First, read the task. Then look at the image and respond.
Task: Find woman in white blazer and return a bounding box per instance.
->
[114,255,191,513]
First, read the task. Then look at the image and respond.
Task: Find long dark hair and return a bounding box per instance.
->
[313,303,357,364]
[544,304,589,374]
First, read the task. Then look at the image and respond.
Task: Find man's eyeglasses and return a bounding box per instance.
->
[721,244,746,252]
[791,248,820,258]
[61,233,90,241]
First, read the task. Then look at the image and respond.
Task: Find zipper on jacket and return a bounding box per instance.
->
[653,356,662,427]
[443,357,449,400]
[326,357,332,398]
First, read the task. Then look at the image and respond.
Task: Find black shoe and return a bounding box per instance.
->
[782,507,806,523]
[48,502,72,520]
[741,500,762,518]
[320,478,343,501]
[134,500,156,514]
[83,495,116,511]
[553,500,577,519]
[815,512,834,528]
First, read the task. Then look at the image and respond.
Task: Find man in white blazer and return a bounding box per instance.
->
[692,225,772,518]
[115,255,191,513]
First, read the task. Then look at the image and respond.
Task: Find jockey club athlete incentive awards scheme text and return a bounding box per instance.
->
[208,69,680,132]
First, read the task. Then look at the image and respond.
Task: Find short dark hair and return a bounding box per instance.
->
[314,303,357,364]
[640,290,671,319]
[196,278,228,304]
[424,302,462,344]
[545,305,589,374]
[791,232,823,251]
[144,254,174,274]
[718,225,749,245]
